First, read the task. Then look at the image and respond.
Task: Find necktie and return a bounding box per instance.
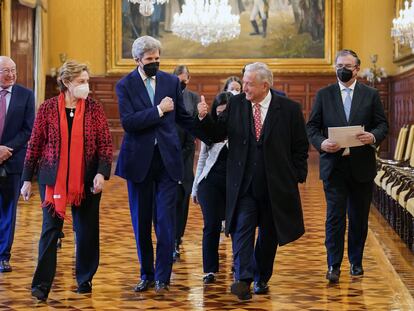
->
[253,103,262,141]
[0,89,8,140]
[343,88,352,121]
[145,78,154,105]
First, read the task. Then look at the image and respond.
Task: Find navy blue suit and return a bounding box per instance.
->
[0,84,34,261]
[116,69,201,283]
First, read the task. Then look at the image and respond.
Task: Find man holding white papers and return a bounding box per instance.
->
[306,49,388,283]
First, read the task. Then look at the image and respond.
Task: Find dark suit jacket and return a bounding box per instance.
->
[306,81,388,182]
[178,89,200,193]
[115,69,201,183]
[1,84,34,174]
[199,90,308,246]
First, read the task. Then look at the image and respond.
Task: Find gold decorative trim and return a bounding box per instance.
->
[105,0,342,74]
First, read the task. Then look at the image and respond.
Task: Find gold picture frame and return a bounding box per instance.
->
[105,0,342,74]
[393,0,414,65]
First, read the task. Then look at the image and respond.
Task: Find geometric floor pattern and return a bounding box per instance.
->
[1,154,414,310]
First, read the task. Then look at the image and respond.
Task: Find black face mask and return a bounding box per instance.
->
[142,61,159,77]
[180,81,187,91]
[336,67,353,83]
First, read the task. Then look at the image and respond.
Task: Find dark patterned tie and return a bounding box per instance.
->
[0,89,8,140]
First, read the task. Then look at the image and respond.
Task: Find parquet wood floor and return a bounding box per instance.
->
[1,154,414,310]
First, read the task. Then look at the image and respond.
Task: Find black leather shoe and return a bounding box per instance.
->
[77,281,92,294]
[134,280,155,292]
[154,281,169,294]
[230,280,252,300]
[253,281,269,294]
[31,285,48,301]
[350,264,364,276]
[203,273,216,284]
[326,266,341,283]
[0,260,12,273]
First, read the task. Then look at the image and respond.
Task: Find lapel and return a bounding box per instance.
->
[153,71,163,106]
[263,91,280,142]
[348,81,364,124]
[3,86,20,131]
[129,69,153,108]
[332,83,348,125]
[240,97,252,139]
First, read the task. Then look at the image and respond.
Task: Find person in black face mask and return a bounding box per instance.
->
[115,36,208,294]
[171,65,200,262]
[307,49,388,284]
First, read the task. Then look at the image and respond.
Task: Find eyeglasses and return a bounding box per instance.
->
[0,68,16,75]
[335,64,357,70]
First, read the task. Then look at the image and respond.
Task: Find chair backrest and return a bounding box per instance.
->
[404,125,414,162]
[394,126,409,161]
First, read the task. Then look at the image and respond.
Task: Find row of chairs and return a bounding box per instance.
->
[373,125,414,251]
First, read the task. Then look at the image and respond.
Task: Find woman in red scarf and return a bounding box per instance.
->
[20,60,113,301]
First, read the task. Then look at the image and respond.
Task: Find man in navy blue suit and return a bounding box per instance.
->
[0,56,35,273]
[115,36,203,294]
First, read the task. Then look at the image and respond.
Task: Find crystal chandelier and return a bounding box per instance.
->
[391,0,414,52]
[128,0,168,17]
[171,0,241,47]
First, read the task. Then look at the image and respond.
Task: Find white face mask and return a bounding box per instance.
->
[229,90,240,95]
[72,83,89,99]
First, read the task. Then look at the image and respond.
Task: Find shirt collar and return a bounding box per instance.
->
[338,79,357,92]
[0,85,13,93]
[251,90,272,109]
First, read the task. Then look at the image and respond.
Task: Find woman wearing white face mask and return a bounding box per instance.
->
[223,76,243,96]
[20,60,113,301]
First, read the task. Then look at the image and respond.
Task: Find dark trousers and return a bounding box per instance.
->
[323,157,372,267]
[175,184,190,242]
[31,184,101,294]
[197,171,226,273]
[127,147,177,283]
[231,188,278,283]
[0,174,21,261]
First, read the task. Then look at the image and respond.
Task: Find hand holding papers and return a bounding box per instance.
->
[328,125,364,148]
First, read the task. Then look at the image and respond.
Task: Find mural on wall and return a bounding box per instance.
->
[106,0,341,73]
[121,0,325,59]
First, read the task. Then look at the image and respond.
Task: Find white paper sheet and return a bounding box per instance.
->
[328,125,364,148]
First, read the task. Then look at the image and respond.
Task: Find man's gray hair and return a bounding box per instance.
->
[244,62,273,86]
[131,36,162,59]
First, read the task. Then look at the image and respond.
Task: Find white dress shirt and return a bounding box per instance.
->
[251,90,272,124]
[137,67,163,117]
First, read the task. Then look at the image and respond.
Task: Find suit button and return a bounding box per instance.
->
[243,140,247,145]
[253,162,257,166]
[238,161,242,166]
[234,183,238,187]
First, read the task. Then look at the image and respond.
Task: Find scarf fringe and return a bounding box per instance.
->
[41,200,71,222]
[67,191,85,206]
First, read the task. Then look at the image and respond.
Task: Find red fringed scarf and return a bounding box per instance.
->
[43,92,85,219]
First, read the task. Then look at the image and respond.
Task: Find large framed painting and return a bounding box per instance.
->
[393,0,414,65]
[105,0,342,74]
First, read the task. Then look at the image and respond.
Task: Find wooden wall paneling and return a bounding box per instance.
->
[11,0,34,89]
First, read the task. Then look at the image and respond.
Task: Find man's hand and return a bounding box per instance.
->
[216,104,227,115]
[0,146,13,164]
[92,173,105,194]
[20,181,32,201]
[356,131,375,145]
[158,97,174,113]
[197,95,208,119]
[321,139,341,153]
